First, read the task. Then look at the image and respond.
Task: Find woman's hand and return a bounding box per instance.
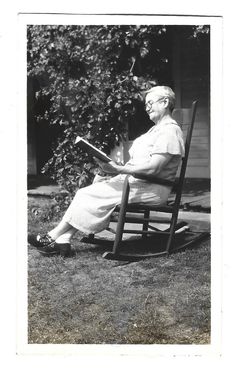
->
[94,158,121,175]
[95,153,172,177]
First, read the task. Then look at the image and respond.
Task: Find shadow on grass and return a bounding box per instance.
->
[77,231,210,259]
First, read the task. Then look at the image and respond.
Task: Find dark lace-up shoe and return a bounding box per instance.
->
[28,234,55,249]
[38,242,71,257]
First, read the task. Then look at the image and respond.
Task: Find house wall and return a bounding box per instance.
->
[172,29,210,178]
[172,107,210,178]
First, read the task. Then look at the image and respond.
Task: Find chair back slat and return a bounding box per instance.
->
[173,100,198,209]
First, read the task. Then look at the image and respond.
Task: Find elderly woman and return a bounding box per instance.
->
[28,86,185,256]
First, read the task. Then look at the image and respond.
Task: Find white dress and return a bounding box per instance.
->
[62,119,185,234]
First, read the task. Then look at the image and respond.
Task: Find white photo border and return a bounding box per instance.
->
[17,13,223,358]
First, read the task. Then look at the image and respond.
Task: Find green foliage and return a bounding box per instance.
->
[27,25,209,194]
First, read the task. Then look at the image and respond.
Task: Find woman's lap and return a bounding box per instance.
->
[62,175,170,234]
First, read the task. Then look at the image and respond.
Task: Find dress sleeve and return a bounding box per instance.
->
[150,125,185,157]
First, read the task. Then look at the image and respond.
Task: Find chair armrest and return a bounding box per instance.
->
[133,174,175,187]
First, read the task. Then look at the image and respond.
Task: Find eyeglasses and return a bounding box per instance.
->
[145,97,165,109]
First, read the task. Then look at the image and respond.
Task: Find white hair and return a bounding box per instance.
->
[145,86,176,112]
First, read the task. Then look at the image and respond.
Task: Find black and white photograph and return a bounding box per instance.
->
[2,5,233,365]
[25,16,212,346]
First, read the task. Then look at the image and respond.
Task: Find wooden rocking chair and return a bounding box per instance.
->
[85,100,210,261]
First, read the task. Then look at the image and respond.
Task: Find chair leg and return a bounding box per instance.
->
[113,177,130,254]
[142,209,150,238]
[103,176,130,258]
[165,211,180,254]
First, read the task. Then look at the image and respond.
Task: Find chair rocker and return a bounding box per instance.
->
[85,100,210,261]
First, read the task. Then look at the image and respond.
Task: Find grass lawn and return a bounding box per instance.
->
[28,197,210,344]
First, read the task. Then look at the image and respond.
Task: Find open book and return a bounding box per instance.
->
[75,136,112,163]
